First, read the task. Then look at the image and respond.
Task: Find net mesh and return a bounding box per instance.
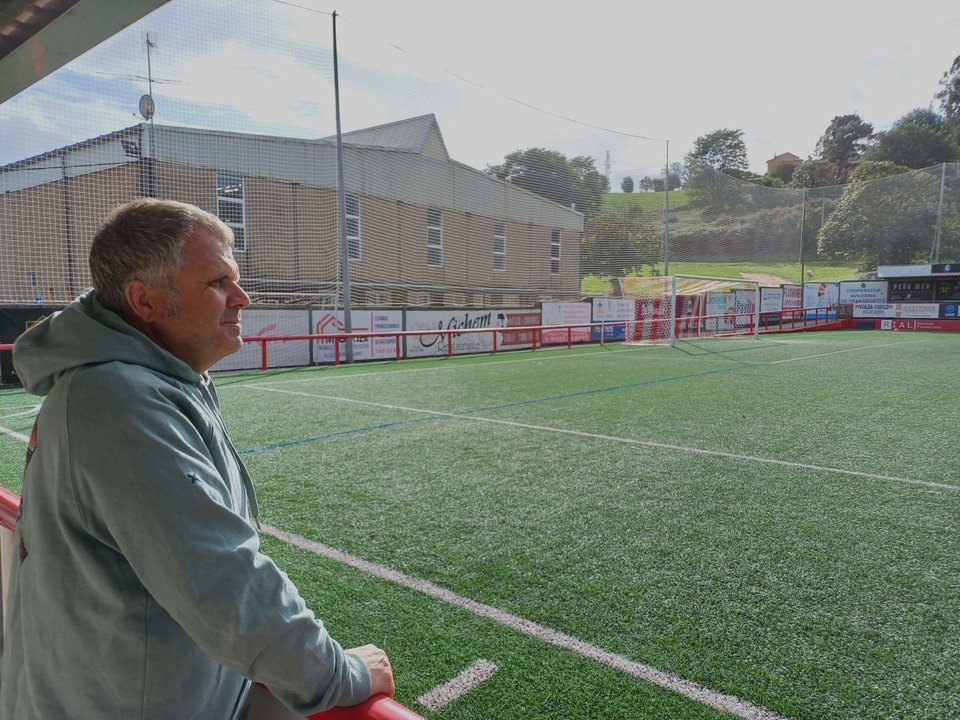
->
[621,275,759,344]
[0,1,958,309]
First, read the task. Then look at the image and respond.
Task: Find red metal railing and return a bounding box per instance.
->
[0,489,420,719]
[243,307,851,370]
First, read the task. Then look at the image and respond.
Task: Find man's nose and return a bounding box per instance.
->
[231,282,251,309]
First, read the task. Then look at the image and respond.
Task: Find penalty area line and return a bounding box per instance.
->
[416,659,498,711]
[261,524,789,720]
[0,424,30,442]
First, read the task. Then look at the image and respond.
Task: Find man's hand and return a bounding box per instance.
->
[347,644,395,698]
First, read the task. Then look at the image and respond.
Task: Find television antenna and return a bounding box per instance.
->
[96,32,181,120]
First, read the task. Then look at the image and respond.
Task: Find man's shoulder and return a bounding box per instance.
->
[66,361,194,409]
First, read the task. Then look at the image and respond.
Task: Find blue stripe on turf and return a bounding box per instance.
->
[240,365,743,456]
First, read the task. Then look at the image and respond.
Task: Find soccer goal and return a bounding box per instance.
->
[621,275,760,346]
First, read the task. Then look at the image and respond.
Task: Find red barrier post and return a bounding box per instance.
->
[492,329,498,353]
[335,338,341,366]
[447,331,453,358]
[395,335,401,362]
[260,340,269,372]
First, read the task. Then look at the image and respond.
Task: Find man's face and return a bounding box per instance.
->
[152,229,250,374]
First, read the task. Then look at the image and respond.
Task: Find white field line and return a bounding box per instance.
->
[0,405,41,421]
[246,385,960,493]
[262,524,789,720]
[416,659,498,712]
[0,425,30,442]
[222,345,656,389]
[765,338,932,364]
[0,417,789,717]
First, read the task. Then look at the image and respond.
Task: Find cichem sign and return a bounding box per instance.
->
[405,309,541,358]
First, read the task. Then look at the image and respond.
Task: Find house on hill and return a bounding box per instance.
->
[0,114,583,308]
[766,152,802,181]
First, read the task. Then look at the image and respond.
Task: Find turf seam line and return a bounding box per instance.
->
[261,524,790,720]
[246,386,960,492]
[416,659,498,711]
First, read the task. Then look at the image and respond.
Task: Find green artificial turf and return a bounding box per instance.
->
[3,331,959,719]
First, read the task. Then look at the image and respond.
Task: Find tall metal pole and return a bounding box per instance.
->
[663,140,670,276]
[798,188,806,285]
[933,162,947,263]
[332,11,354,362]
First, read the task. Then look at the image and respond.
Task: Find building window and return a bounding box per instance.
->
[550,230,561,274]
[345,194,361,260]
[216,173,246,252]
[427,208,443,267]
[494,221,506,271]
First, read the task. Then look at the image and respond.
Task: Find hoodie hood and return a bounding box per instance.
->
[13,290,202,395]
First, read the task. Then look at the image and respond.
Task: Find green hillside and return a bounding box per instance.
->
[603,190,689,210]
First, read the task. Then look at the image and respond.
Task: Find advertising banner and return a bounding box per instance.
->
[941,302,959,319]
[541,302,592,344]
[803,282,840,309]
[405,308,540,358]
[853,304,895,318]
[705,291,734,333]
[895,303,940,319]
[883,318,960,332]
[591,297,628,340]
[212,308,311,372]
[760,287,783,313]
[782,284,802,310]
[312,309,404,363]
[839,281,888,304]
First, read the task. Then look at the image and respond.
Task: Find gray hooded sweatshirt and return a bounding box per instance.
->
[0,291,371,719]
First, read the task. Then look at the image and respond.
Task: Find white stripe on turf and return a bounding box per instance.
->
[262,524,789,720]
[246,385,960,492]
[0,405,41,421]
[416,659,498,711]
[0,425,30,442]
[765,338,932,364]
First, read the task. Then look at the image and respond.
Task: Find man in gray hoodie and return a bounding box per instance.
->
[1,198,393,719]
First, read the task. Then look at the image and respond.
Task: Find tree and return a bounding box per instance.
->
[668,161,689,187]
[847,160,910,183]
[639,176,655,192]
[862,109,956,169]
[581,206,660,277]
[620,176,635,193]
[790,159,841,188]
[817,168,959,269]
[936,53,960,121]
[487,148,609,216]
[815,114,874,180]
[684,129,748,174]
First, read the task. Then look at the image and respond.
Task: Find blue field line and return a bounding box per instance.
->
[240,414,446,455]
[240,365,743,456]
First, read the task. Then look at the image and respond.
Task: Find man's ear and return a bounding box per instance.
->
[123,280,165,324]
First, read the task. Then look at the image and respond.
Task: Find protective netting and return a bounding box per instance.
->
[621,276,758,344]
[0,0,958,309]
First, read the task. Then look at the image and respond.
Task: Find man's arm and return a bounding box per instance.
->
[66,370,383,713]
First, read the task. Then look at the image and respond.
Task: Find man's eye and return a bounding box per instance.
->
[209,280,223,288]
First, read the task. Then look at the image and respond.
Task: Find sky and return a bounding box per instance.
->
[2,0,959,185]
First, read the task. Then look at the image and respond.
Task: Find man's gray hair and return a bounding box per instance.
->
[90,198,234,315]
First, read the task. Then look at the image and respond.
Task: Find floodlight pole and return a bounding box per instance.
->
[663,140,670,276]
[798,188,806,285]
[332,11,354,363]
[933,162,947,263]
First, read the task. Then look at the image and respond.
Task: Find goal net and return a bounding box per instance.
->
[621,275,760,345]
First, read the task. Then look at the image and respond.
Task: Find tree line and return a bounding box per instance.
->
[482,54,960,274]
